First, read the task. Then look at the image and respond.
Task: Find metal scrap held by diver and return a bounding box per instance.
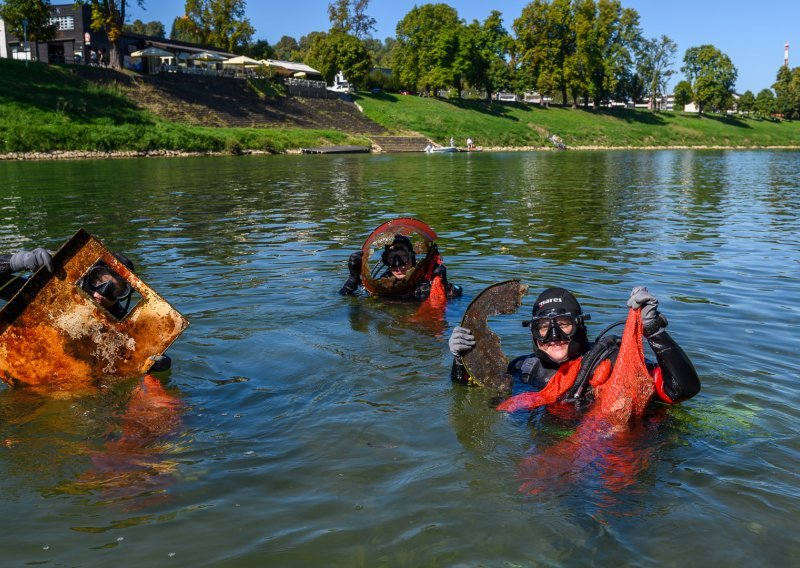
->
[460,280,528,392]
[360,217,438,297]
[0,228,189,391]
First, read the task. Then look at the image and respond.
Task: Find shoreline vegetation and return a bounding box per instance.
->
[3,59,800,161]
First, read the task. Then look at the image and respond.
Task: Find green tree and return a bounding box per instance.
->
[681,44,737,114]
[365,36,395,68]
[293,31,327,62]
[244,38,272,60]
[461,10,512,101]
[327,0,376,39]
[124,18,165,37]
[572,0,641,109]
[754,87,776,118]
[393,3,464,96]
[0,0,56,59]
[636,35,677,110]
[514,0,574,104]
[78,1,143,69]
[181,0,254,52]
[736,90,755,115]
[307,31,372,87]
[170,15,202,43]
[272,35,299,60]
[672,79,693,110]
[772,65,800,119]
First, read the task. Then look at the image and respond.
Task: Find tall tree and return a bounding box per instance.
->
[772,65,800,119]
[462,11,512,101]
[124,18,165,37]
[307,31,372,87]
[672,79,693,110]
[569,0,641,108]
[736,90,755,114]
[394,3,464,96]
[754,87,776,118]
[327,0,376,39]
[272,35,299,60]
[365,36,395,68]
[681,44,737,114]
[76,1,144,68]
[170,15,202,43]
[514,0,573,104]
[244,38,272,61]
[0,0,56,59]
[181,0,254,52]
[636,35,677,110]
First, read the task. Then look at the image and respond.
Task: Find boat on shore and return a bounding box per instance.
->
[424,145,458,153]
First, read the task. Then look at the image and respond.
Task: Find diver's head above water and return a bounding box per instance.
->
[525,287,590,365]
[381,235,416,280]
[82,253,135,314]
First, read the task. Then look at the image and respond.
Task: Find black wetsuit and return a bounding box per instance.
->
[452,329,700,405]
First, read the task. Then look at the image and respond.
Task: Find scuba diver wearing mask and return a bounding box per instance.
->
[80,255,135,320]
[340,234,462,300]
[77,253,171,372]
[449,286,700,407]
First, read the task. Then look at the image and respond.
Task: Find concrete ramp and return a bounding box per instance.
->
[370,136,432,152]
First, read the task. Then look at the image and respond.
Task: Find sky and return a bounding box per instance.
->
[127,0,800,94]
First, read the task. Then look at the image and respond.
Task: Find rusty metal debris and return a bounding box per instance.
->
[360,217,438,297]
[0,229,189,391]
[461,280,528,392]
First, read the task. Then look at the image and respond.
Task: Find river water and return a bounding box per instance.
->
[1,150,798,566]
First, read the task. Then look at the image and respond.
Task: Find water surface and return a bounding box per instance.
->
[1,150,799,566]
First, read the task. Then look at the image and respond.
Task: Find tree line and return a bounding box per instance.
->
[3,0,800,118]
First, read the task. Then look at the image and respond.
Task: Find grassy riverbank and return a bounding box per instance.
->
[3,57,800,156]
[355,92,800,149]
[0,59,366,155]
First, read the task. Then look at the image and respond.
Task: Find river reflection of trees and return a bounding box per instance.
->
[1,151,797,273]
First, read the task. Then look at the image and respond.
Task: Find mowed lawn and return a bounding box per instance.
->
[355,92,800,149]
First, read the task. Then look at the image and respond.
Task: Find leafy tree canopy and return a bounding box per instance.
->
[681,44,737,113]
[124,18,165,37]
[0,0,55,43]
[181,0,254,53]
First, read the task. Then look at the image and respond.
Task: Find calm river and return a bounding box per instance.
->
[1,150,799,566]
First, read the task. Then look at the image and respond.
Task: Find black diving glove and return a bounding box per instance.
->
[9,248,54,273]
[339,250,363,295]
[627,286,668,337]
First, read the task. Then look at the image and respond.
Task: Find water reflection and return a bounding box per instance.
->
[1,375,186,510]
[2,150,800,565]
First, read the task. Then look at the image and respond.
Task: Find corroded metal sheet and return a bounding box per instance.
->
[360,217,438,297]
[0,229,188,391]
[461,280,528,392]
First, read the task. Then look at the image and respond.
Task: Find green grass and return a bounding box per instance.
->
[3,57,800,155]
[0,59,366,154]
[355,92,800,149]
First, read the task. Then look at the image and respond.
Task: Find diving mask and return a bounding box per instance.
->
[83,265,132,301]
[523,312,590,343]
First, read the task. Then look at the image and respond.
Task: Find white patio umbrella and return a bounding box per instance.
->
[222,54,262,76]
[130,47,174,73]
[189,51,228,62]
[130,47,173,58]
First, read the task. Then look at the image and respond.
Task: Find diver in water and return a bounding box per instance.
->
[448,286,700,409]
[340,234,462,300]
[1,247,171,372]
